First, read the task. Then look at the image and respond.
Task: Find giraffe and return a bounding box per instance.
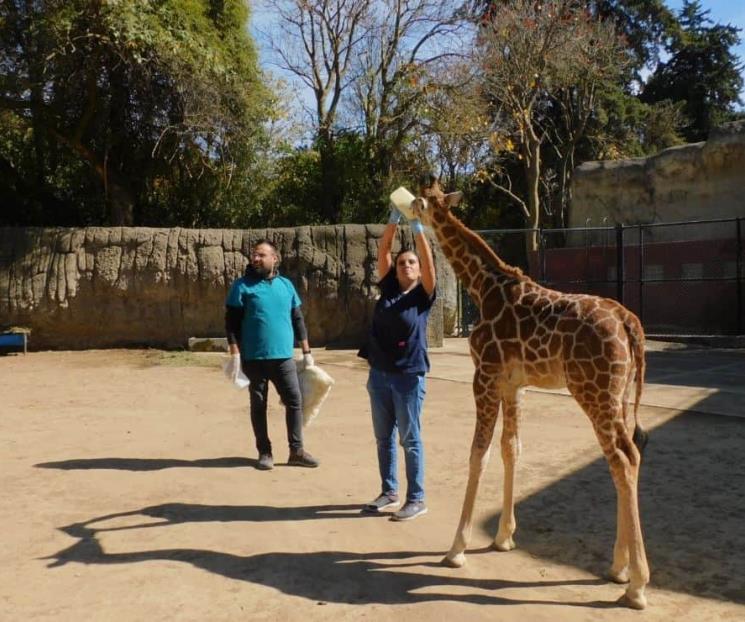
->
[412,177,650,609]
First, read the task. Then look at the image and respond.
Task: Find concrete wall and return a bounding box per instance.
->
[571,121,745,241]
[0,226,457,350]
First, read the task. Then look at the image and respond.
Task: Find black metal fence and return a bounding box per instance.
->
[457,217,744,337]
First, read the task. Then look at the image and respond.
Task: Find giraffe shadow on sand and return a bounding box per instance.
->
[44,506,617,609]
[480,404,745,605]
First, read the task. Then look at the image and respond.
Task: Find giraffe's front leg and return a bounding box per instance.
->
[493,391,522,552]
[442,385,499,568]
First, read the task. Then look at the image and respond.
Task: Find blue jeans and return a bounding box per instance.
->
[366,367,426,503]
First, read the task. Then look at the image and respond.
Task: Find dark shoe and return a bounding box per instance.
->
[288,449,319,468]
[391,501,427,522]
[256,453,274,470]
[362,493,400,514]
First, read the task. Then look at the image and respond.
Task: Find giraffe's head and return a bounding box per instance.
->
[412,172,463,227]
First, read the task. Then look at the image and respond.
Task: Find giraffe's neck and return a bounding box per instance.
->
[430,211,525,303]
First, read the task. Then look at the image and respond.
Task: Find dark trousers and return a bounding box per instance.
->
[242,358,303,455]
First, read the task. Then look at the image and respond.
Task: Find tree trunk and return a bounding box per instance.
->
[318,129,343,224]
[524,138,541,251]
[105,170,135,225]
[556,145,575,230]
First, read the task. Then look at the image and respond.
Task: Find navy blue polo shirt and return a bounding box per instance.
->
[360,271,436,375]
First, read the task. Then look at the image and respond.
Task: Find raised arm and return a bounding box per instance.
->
[413,227,436,296]
[377,206,401,280]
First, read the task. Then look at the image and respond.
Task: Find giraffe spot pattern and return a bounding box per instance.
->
[420,179,649,601]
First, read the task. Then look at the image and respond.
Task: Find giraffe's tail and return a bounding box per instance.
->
[623,311,648,456]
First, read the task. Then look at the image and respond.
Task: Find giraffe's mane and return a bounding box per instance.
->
[445,210,528,282]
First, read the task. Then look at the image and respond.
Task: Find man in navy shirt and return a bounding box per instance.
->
[358,206,436,521]
[225,239,318,470]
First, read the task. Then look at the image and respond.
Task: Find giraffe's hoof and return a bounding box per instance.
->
[492,536,515,552]
[441,553,466,568]
[616,588,647,610]
[605,567,630,584]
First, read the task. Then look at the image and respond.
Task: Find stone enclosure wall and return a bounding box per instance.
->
[571,121,745,238]
[0,226,457,350]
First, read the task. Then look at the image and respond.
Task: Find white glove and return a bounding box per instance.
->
[303,352,314,367]
[224,352,241,381]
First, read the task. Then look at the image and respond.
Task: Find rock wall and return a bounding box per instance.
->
[571,121,745,239]
[0,226,457,350]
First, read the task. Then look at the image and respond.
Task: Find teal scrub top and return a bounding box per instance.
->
[226,273,301,360]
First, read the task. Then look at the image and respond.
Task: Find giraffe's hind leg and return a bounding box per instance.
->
[606,370,648,586]
[607,499,630,583]
[593,412,650,609]
[493,390,522,552]
[442,373,499,568]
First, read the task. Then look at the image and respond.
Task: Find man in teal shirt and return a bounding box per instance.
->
[225,239,318,470]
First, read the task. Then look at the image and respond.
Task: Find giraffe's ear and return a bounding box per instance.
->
[444,192,463,208]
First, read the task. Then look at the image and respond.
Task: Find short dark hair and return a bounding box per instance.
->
[253,239,278,254]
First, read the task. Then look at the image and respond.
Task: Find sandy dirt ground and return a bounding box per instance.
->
[1,345,744,622]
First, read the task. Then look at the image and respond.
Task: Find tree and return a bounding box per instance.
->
[262,0,472,223]
[0,0,272,226]
[476,0,627,246]
[410,62,491,192]
[641,0,744,142]
[346,0,471,199]
[472,0,679,84]
[262,0,373,224]
[591,0,678,80]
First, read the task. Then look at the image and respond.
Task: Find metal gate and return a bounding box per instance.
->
[458,218,744,337]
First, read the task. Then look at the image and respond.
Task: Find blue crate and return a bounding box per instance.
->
[0,332,27,354]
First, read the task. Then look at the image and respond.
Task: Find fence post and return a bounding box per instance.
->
[616,224,624,305]
[638,224,644,324]
[737,217,743,334]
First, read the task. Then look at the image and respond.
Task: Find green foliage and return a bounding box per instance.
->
[641,0,743,142]
[592,0,679,77]
[0,0,272,226]
[257,147,324,228]
[2,0,740,232]
[582,84,685,159]
[259,132,391,227]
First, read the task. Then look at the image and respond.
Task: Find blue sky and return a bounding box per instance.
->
[252,0,745,109]
[666,0,745,61]
[666,0,745,102]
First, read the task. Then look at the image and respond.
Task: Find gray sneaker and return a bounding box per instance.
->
[257,453,274,470]
[288,449,319,468]
[391,501,427,521]
[362,493,400,513]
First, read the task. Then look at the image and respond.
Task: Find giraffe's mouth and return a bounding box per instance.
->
[411,197,427,219]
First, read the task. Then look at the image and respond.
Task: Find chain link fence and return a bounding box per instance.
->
[457,218,744,338]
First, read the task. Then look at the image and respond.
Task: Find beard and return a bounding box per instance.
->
[252,264,273,278]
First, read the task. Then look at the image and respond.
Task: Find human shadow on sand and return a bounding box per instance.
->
[45,516,615,609]
[58,503,393,531]
[34,457,258,471]
[477,407,745,605]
